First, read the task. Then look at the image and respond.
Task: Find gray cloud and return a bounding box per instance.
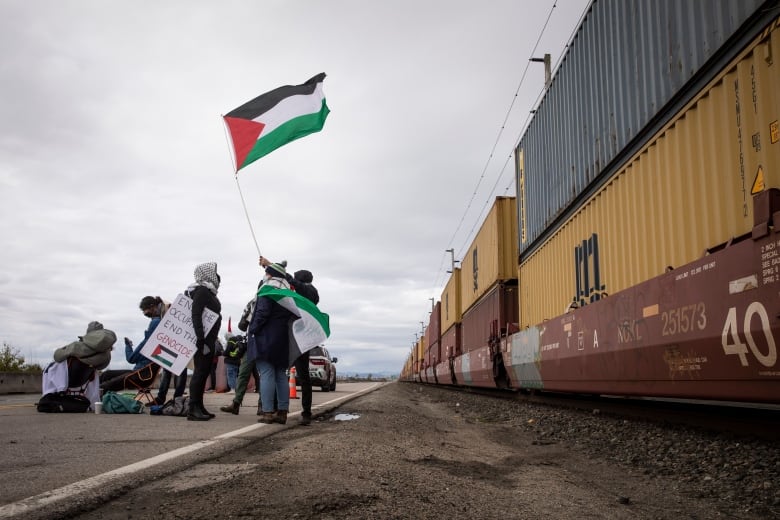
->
[0,0,590,375]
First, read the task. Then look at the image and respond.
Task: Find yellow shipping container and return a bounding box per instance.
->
[440,267,462,332]
[416,337,425,365]
[459,196,518,314]
[519,18,780,328]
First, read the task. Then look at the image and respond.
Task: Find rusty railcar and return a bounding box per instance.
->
[502,191,780,402]
[454,282,519,388]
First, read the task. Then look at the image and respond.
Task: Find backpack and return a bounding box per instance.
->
[37,392,91,413]
[160,395,190,416]
[102,391,144,414]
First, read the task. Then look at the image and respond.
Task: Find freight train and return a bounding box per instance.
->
[400,0,780,404]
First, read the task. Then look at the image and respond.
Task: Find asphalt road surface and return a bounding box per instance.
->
[1,381,761,520]
[0,381,382,519]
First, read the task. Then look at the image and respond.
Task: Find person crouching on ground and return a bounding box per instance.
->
[249,260,295,424]
[186,262,222,421]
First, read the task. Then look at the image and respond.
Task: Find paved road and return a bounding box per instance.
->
[0,382,383,519]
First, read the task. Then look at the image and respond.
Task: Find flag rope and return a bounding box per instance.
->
[222,115,262,256]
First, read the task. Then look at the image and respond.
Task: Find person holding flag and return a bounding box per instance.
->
[249,261,296,424]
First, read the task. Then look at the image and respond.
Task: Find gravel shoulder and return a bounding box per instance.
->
[74,382,778,519]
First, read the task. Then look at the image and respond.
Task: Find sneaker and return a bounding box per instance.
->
[299,414,311,426]
[227,389,235,395]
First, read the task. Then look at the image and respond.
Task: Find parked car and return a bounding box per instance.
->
[307,346,337,391]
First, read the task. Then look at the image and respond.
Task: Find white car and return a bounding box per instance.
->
[308,346,337,391]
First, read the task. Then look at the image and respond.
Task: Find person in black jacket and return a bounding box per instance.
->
[289,269,320,426]
[223,333,246,393]
[186,262,222,421]
[249,260,295,424]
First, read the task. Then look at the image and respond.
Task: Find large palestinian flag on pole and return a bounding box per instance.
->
[256,284,331,366]
[224,73,330,172]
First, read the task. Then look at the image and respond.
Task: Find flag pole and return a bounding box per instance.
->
[222,115,262,257]
[234,173,261,256]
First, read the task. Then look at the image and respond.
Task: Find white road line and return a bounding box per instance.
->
[0,383,383,519]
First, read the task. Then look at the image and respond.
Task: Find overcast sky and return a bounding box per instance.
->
[0,0,590,375]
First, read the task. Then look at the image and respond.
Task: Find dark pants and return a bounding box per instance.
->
[100,365,158,393]
[189,349,214,405]
[234,355,261,406]
[208,361,217,390]
[294,351,312,417]
[157,368,187,403]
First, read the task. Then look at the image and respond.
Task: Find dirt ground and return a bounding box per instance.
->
[72,382,752,520]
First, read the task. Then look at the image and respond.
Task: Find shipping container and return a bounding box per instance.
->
[426,301,442,346]
[438,323,461,385]
[516,0,772,257]
[440,322,462,360]
[461,282,519,354]
[440,268,462,333]
[519,16,780,328]
[453,282,519,387]
[459,197,518,313]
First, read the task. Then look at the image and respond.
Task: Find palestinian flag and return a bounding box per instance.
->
[151,344,177,368]
[224,73,330,172]
[256,284,331,366]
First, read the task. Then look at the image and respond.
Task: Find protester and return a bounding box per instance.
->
[249,260,295,424]
[45,321,117,408]
[288,268,320,426]
[186,262,223,421]
[220,296,263,415]
[54,321,115,371]
[223,333,245,394]
[135,296,188,405]
[100,297,166,392]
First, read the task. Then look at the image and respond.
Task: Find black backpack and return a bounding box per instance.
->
[37,392,91,413]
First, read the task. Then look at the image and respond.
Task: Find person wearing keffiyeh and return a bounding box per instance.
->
[186,261,223,421]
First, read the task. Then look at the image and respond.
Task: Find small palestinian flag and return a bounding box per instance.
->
[151,344,177,368]
[256,284,330,366]
[224,73,330,172]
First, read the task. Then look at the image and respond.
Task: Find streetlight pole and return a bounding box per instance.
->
[445,248,459,273]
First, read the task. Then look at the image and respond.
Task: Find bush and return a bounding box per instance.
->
[0,342,42,373]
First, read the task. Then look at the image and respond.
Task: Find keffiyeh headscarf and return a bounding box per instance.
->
[190,262,220,295]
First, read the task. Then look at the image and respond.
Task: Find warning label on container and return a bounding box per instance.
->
[751,166,765,195]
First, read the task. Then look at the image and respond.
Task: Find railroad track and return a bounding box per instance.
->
[427,383,780,442]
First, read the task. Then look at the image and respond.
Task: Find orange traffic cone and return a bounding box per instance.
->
[289,367,299,399]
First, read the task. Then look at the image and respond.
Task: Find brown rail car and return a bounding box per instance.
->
[501,191,780,403]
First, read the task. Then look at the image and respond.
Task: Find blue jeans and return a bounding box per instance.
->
[256,360,289,413]
[225,363,239,391]
[156,368,187,403]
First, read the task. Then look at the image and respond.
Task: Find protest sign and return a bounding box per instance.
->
[140,293,219,375]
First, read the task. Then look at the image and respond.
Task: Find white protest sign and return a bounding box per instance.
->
[140,293,220,375]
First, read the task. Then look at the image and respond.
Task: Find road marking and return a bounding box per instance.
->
[0,382,383,519]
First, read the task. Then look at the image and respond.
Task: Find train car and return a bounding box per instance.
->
[424,301,442,384]
[504,5,780,402]
[404,0,780,404]
[436,323,460,385]
[503,190,780,402]
[452,197,519,388]
[434,267,463,384]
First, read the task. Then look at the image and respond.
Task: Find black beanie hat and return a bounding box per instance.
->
[294,269,314,283]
